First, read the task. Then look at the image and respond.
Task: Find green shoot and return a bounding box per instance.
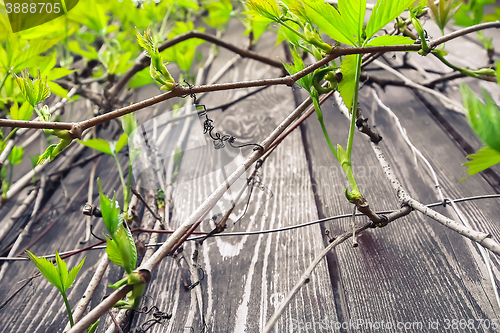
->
[25,250,85,327]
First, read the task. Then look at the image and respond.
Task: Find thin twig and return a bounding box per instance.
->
[371,142,500,255]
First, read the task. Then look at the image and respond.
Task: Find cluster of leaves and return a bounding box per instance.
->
[460,85,500,179]
[25,251,98,332]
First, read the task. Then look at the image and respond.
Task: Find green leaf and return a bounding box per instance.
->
[338,55,358,111]
[129,67,154,89]
[461,146,500,180]
[8,146,24,165]
[105,235,124,268]
[54,251,69,292]
[37,145,57,165]
[87,321,99,333]
[66,256,85,290]
[113,223,137,274]
[162,22,205,71]
[10,101,32,121]
[302,0,355,45]
[276,22,301,46]
[116,133,128,153]
[282,47,312,92]
[68,41,99,60]
[428,0,462,32]
[338,0,367,45]
[366,35,414,47]
[366,0,416,40]
[244,0,281,21]
[1,165,7,180]
[97,178,121,236]
[202,0,233,28]
[48,81,70,99]
[47,68,75,81]
[25,250,64,293]
[30,155,40,168]
[77,138,112,155]
[461,84,500,152]
[121,113,137,137]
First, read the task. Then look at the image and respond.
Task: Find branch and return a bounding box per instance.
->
[6,22,500,135]
[371,142,500,256]
[107,30,285,98]
[373,60,466,113]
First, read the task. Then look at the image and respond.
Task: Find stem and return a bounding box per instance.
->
[61,292,75,327]
[112,154,128,217]
[432,52,479,78]
[345,53,362,193]
[3,127,18,142]
[278,20,308,40]
[312,93,338,160]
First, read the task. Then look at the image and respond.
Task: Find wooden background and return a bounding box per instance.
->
[1,7,500,333]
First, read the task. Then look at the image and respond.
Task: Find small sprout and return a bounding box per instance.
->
[137,26,175,91]
[14,68,51,107]
[26,250,85,327]
[428,0,461,34]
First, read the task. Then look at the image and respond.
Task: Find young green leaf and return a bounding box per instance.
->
[105,235,125,268]
[87,321,99,333]
[203,0,233,27]
[116,133,129,153]
[337,0,367,45]
[461,146,500,180]
[461,84,500,152]
[338,55,358,111]
[37,145,57,165]
[282,47,312,92]
[302,0,355,45]
[366,0,416,40]
[8,146,24,165]
[14,68,51,107]
[65,254,85,291]
[10,101,32,121]
[245,0,282,21]
[112,223,138,274]
[77,138,113,155]
[97,178,121,236]
[1,165,6,180]
[25,250,63,293]
[428,0,461,33]
[121,113,138,137]
[365,35,414,47]
[37,139,73,165]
